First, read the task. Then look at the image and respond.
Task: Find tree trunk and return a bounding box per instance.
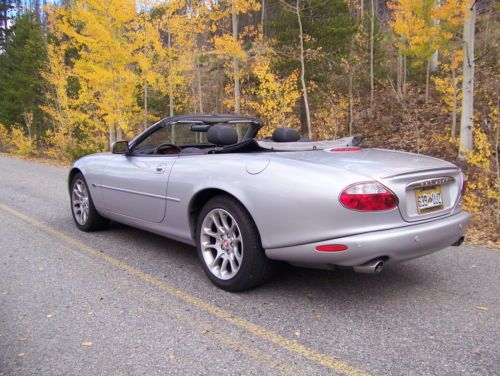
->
[143,81,148,130]
[167,31,174,118]
[196,54,203,113]
[261,0,266,36]
[425,58,430,105]
[369,0,374,115]
[430,50,439,72]
[349,67,353,136]
[459,1,476,159]
[116,125,122,142]
[296,0,312,138]
[451,68,457,138]
[429,0,441,72]
[397,49,403,99]
[403,54,407,96]
[109,125,116,150]
[232,2,241,114]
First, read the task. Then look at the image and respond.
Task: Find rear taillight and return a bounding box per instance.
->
[340,182,398,211]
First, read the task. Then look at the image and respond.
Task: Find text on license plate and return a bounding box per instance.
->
[415,185,443,214]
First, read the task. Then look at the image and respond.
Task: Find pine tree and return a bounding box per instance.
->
[0,0,16,49]
[0,12,47,135]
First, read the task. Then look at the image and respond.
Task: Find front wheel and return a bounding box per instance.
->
[70,173,109,232]
[196,196,274,292]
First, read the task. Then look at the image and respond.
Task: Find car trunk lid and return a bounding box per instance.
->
[273,148,463,222]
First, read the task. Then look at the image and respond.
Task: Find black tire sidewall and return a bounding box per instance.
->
[196,195,272,292]
[70,173,106,232]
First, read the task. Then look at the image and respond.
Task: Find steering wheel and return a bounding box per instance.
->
[153,143,182,155]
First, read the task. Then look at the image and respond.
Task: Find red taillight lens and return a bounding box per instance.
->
[340,182,398,211]
[315,244,348,252]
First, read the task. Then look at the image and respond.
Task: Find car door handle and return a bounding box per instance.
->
[154,164,167,174]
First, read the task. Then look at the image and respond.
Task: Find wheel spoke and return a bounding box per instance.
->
[210,251,223,268]
[220,212,232,232]
[210,213,225,234]
[203,226,221,240]
[229,255,238,271]
[219,257,229,276]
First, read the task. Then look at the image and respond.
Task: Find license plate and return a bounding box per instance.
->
[415,185,443,214]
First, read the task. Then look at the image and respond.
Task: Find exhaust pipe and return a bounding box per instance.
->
[452,236,465,247]
[353,259,384,274]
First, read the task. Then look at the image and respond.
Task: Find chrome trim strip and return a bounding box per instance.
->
[384,167,458,179]
[407,176,455,189]
[94,184,181,202]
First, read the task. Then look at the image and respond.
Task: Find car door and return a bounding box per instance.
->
[99,124,177,223]
[99,155,176,223]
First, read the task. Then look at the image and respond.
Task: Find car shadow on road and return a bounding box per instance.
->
[100,220,443,303]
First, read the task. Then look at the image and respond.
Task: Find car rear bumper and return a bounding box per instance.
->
[264,211,471,267]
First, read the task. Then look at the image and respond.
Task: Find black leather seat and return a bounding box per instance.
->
[272,127,300,142]
[207,125,238,146]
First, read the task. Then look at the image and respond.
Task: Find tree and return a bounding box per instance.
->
[269,0,356,137]
[458,0,476,158]
[56,0,140,149]
[278,0,311,137]
[0,0,16,49]
[0,12,47,136]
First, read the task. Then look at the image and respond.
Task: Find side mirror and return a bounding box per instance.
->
[112,141,130,154]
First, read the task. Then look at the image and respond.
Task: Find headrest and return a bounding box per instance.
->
[207,125,238,146]
[272,127,300,142]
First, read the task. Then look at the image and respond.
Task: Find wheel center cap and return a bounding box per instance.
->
[222,239,230,249]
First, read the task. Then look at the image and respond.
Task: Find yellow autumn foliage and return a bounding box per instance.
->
[244,55,300,137]
[10,126,34,156]
[0,123,8,151]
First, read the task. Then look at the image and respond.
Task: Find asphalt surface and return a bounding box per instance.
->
[0,156,498,376]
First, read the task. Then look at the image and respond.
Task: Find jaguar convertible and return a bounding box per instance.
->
[69,114,470,291]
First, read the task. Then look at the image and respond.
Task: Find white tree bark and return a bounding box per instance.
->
[429,0,441,72]
[429,50,439,72]
[459,1,476,158]
[451,68,457,138]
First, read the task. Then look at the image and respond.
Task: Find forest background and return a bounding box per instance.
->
[0,0,498,246]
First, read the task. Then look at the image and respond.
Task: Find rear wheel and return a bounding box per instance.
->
[196,195,274,292]
[70,173,109,232]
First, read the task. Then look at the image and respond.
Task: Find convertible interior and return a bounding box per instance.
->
[127,114,363,156]
[131,122,301,156]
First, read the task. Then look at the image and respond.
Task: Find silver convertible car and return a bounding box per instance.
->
[69,114,470,291]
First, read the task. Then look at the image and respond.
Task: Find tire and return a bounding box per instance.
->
[196,195,274,292]
[70,173,109,232]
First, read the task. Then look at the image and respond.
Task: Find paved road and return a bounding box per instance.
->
[0,156,498,376]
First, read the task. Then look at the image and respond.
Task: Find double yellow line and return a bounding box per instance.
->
[0,202,371,376]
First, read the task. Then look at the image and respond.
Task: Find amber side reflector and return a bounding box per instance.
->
[315,244,348,252]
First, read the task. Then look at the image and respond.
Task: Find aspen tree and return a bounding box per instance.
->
[458,0,476,158]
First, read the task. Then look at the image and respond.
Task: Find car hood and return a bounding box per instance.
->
[269,148,458,180]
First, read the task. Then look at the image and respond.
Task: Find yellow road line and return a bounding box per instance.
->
[7,219,302,376]
[0,202,371,376]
